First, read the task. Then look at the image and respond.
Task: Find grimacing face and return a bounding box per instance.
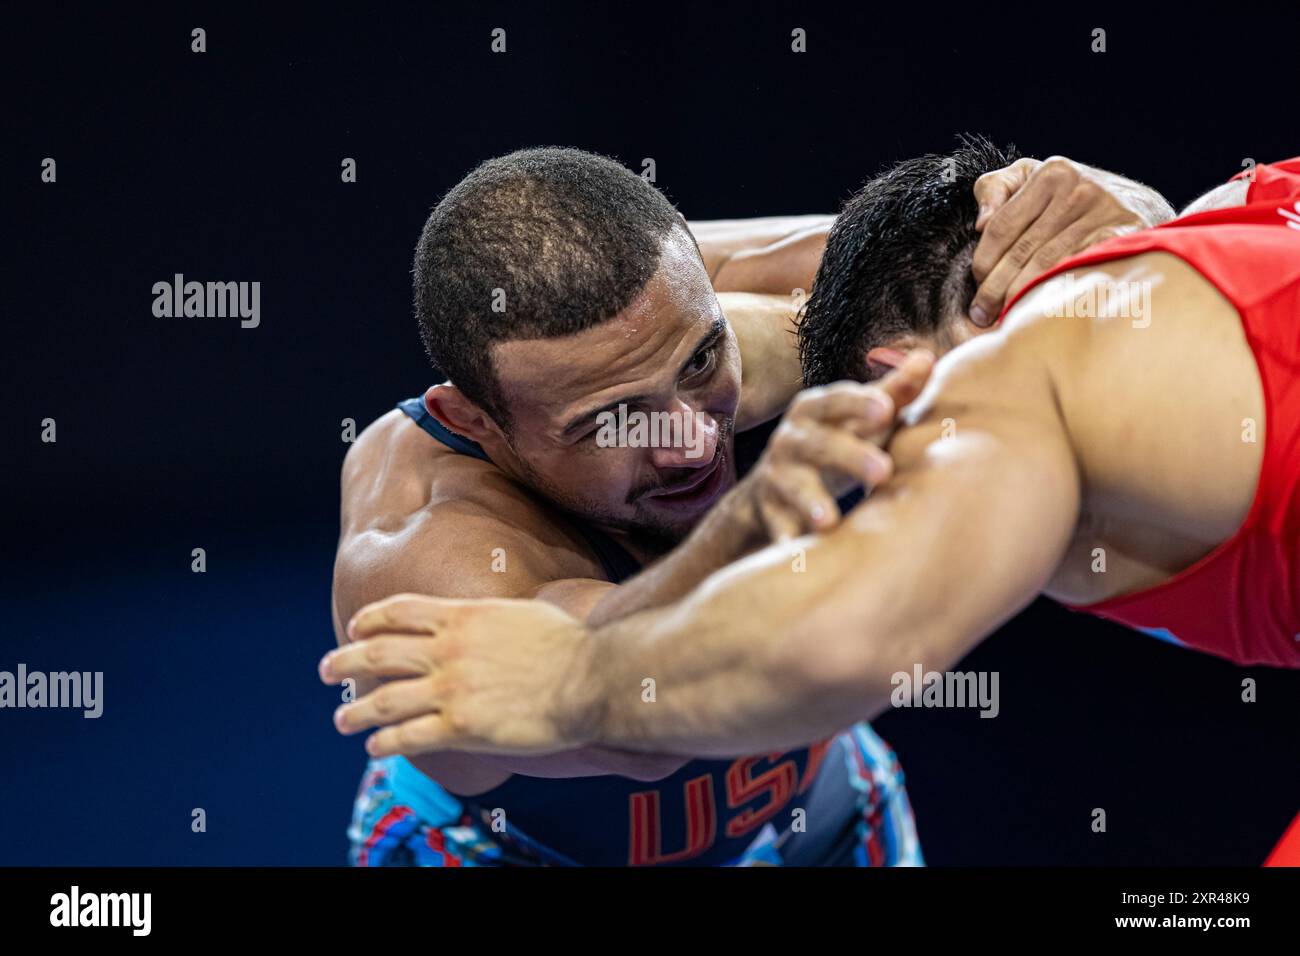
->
[490,229,741,542]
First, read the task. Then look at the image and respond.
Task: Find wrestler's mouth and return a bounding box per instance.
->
[643,449,728,510]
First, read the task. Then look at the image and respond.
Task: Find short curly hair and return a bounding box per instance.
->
[413,147,685,428]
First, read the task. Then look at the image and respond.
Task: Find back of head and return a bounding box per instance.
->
[413,147,684,427]
[798,136,1019,386]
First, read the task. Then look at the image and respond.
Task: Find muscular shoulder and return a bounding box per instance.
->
[899,291,1066,447]
[1005,250,1229,350]
[1003,249,1239,435]
[879,286,1080,521]
[936,251,1226,422]
[333,409,605,629]
[341,409,516,538]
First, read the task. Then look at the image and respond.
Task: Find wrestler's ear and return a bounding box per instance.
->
[866,333,951,379]
[865,347,909,378]
[424,384,502,443]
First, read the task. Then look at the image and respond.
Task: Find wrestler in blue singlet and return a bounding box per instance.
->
[347,398,923,867]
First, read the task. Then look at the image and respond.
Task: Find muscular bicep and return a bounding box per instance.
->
[591,378,1084,756]
[331,425,690,785]
[331,510,673,786]
[787,345,1082,692]
[332,508,610,646]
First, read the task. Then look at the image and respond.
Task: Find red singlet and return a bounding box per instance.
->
[1004,159,1300,668]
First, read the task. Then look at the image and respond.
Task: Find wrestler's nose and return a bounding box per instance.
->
[647,402,718,469]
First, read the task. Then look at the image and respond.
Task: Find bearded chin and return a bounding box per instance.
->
[510,459,684,546]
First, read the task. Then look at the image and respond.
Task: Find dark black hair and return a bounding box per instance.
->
[798,135,1019,385]
[413,147,685,427]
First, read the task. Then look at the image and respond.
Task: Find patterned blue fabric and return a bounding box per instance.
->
[350,723,923,867]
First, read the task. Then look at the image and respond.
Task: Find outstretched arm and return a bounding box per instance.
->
[569,340,1081,756]
[327,323,1083,759]
[586,360,931,627]
[325,361,934,766]
[689,215,834,295]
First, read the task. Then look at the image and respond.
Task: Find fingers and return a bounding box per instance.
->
[876,349,935,409]
[973,158,1040,231]
[759,362,932,539]
[365,714,454,758]
[778,418,894,484]
[757,419,896,539]
[334,675,442,735]
[972,161,1065,283]
[971,156,1148,326]
[971,190,1078,323]
[790,356,932,431]
[789,382,895,428]
[770,460,841,530]
[999,215,1100,306]
[347,593,450,641]
[319,636,436,685]
[758,494,808,542]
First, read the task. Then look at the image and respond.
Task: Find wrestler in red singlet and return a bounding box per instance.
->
[1004,158,1300,865]
[1005,158,1300,669]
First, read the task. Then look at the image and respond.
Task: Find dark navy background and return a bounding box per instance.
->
[5,4,1298,864]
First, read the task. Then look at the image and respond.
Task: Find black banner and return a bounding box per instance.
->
[0,867,1292,941]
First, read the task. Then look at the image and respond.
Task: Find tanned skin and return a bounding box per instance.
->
[324,190,1269,761]
[327,158,1175,776]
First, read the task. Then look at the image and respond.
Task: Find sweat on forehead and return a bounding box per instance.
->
[492,274,722,425]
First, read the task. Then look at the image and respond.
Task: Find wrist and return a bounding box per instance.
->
[555,624,608,748]
[714,473,769,554]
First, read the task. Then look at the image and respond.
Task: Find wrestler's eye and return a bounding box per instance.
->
[572,415,613,445]
[683,344,717,382]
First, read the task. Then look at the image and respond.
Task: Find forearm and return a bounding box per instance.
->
[585,483,766,628]
[722,292,803,430]
[531,489,783,776]
[532,501,772,775]
[577,528,894,758]
[690,215,833,294]
[1179,179,1248,216]
[570,405,1078,758]
[1080,162,1175,227]
[713,227,831,294]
